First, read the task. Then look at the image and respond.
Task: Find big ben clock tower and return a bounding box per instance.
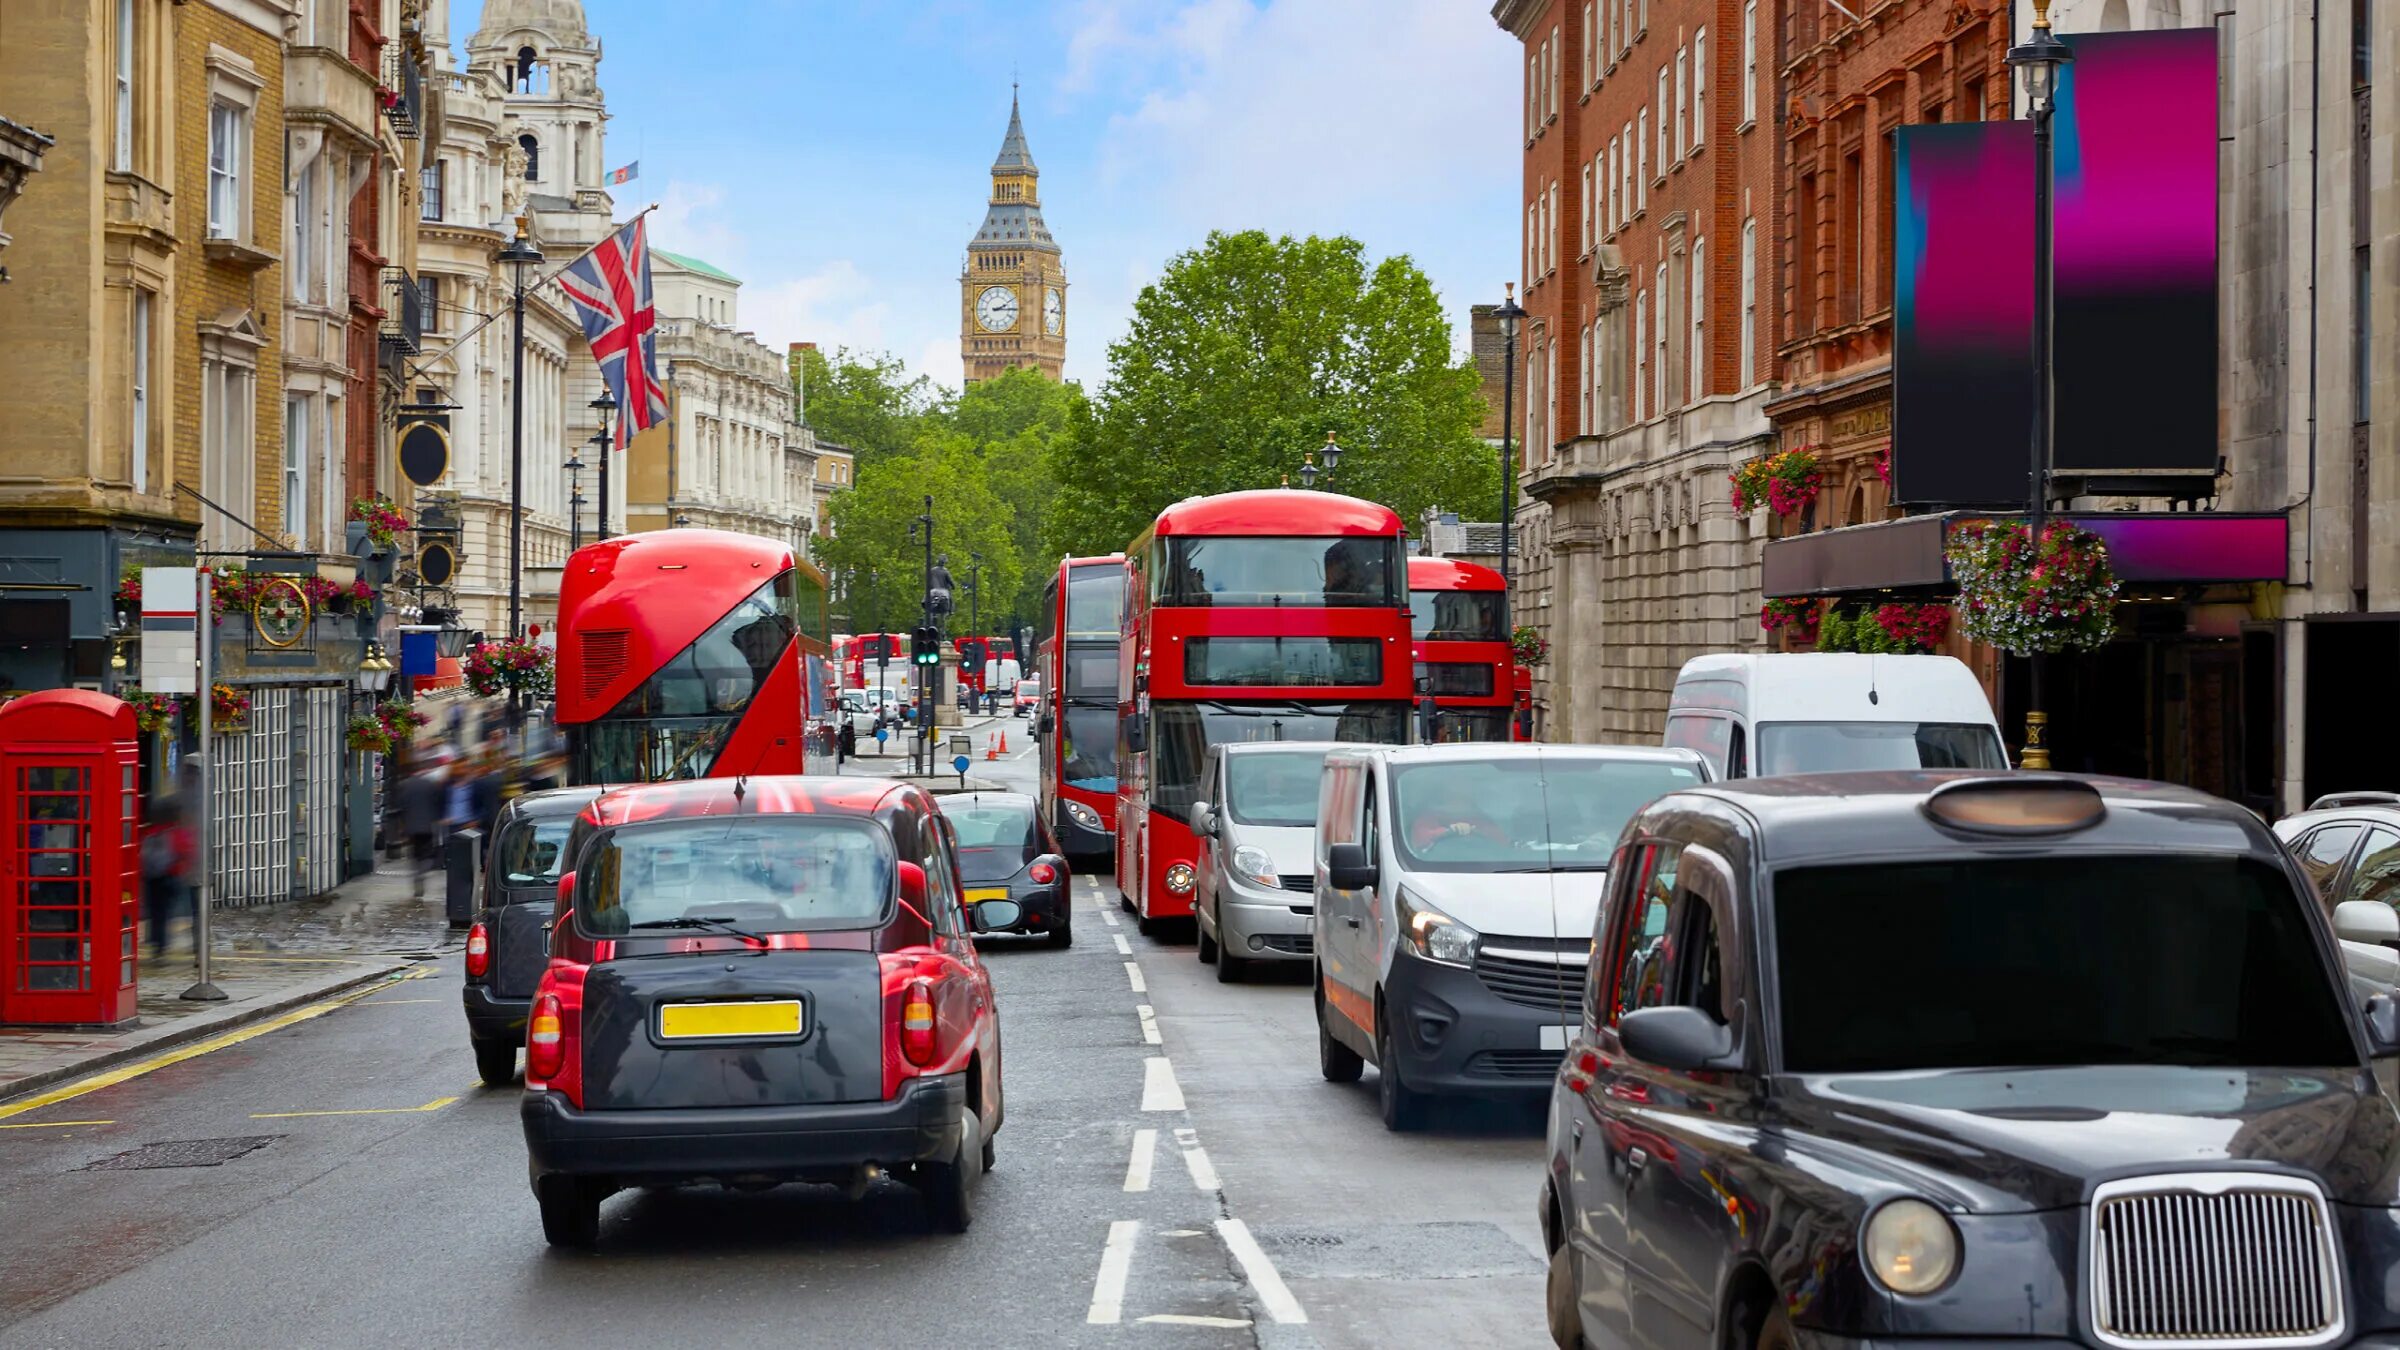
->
[962,89,1066,383]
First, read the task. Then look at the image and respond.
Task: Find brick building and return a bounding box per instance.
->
[1492,0,1784,744]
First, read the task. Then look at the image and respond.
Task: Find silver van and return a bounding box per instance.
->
[1311,743,1711,1131]
[1187,741,1339,982]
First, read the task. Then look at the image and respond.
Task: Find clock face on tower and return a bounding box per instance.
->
[976,285,1019,333]
[1043,287,1063,336]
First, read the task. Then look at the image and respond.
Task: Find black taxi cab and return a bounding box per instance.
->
[1543,772,2400,1350]
[463,785,603,1086]
[520,776,1014,1247]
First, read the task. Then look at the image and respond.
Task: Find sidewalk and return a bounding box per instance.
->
[840,709,1022,782]
[0,863,450,1106]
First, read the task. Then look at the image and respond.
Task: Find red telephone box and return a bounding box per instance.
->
[0,690,142,1027]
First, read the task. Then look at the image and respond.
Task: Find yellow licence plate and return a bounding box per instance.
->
[658,1000,804,1040]
[964,888,1010,903]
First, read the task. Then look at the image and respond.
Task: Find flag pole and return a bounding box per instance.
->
[407,202,664,373]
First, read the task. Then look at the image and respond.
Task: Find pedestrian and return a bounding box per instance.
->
[838,715,858,766]
[141,794,197,959]
[397,750,448,900]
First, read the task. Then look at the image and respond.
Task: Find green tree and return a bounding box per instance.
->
[793,345,945,466]
[951,367,1085,627]
[1046,230,1496,556]
[814,430,1022,639]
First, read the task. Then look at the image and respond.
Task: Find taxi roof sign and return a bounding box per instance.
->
[1922,777,2107,836]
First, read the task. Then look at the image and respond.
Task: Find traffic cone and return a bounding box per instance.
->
[985,734,999,761]
[998,730,1009,755]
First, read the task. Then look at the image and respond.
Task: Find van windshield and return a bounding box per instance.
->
[1226,750,1331,828]
[1775,857,2356,1072]
[1755,721,2004,775]
[1389,757,1704,873]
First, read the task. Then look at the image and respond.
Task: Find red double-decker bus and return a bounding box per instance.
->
[1407,557,1516,744]
[1035,555,1125,862]
[554,528,834,783]
[839,632,904,690]
[1116,492,1413,932]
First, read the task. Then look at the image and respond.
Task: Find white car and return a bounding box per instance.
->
[1310,743,1711,1131]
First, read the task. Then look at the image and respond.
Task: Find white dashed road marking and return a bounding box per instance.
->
[1087,1220,1141,1324]
[1217,1218,1309,1325]
[1141,1057,1185,1112]
[1113,933,1132,956]
[1136,1004,1161,1045]
[1124,962,1146,993]
[1123,1128,1156,1193]
[1173,1126,1219,1192]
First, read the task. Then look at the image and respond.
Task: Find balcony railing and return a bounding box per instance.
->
[380,266,422,385]
[382,37,423,139]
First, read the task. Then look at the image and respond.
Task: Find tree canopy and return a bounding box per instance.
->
[1043,230,1497,557]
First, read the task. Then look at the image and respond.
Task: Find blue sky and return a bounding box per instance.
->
[446,0,1519,394]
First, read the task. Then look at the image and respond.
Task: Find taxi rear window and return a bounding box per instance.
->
[579,816,895,937]
[1773,856,2355,1073]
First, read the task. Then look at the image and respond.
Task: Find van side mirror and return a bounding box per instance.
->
[2336,900,2400,948]
[1618,1005,1738,1073]
[1189,803,1216,838]
[1326,842,1376,892]
[2365,994,2400,1060]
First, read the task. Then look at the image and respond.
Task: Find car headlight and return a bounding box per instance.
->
[1164,862,1196,894]
[1396,887,1478,967]
[1064,799,1103,832]
[1862,1198,1959,1295]
[1231,845,1279,890]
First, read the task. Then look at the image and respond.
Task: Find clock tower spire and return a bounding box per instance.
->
[962,88,1066,384]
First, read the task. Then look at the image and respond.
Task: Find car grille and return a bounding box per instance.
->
[1467,1049,1565,1081]
[2090,1176,2344,1347]
[1473,947,1587,1012]
[1279,874,1313,893]
[1258,933,1312,956]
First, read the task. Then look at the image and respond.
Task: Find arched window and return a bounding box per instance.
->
[519,134,539,181]
[515,46,542,93]
[1847,484,1867,526]
[2098,0,2131,30]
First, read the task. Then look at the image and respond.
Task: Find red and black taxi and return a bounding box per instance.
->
[520,776,1012,1247]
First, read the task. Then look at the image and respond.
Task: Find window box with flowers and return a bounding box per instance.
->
[347,495,410,551]
[1812,603,1952,656]
[210,683,252,733]
[1729,447,1825,520]
[464,638,554,699]
[1945,519,2119,655]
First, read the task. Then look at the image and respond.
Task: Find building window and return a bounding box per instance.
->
[1741,1,1758,125]
[1689,238,1705,404]
[1654,261,1669,411]
[131,291,150,495]
[1548,182,1560,273]
[1692,28,1706,149]
[1841,149,1864,323]
[520,134,540,181]
[1674,48,1689,159]
[291,158,315,300]
[1635,292,1649,421]
[1583,3,1596,89]
[1549,26,1562,118]
[113,0,135,172]
[202,361,256,552]
[1739,218,1757,386]
[1611,135,1625,228]
[1529,54,1540,137]
[1637,111,1649,209]
[421,160,445,222]
[283,395,307,543]
[208,101,247,240]
[420,274,441,332]
[1526,201,1537,285]
[1657,68,1671,168]
[1878,131,1897,308]
[1797,171,1820,333]
[1582,164,1594,253]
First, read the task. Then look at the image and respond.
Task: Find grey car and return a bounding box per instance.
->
[1189,741,1339,982]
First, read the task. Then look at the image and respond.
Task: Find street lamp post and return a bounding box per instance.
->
[589,389,618,541]
[2008,0,2071,770]
[1493,284,1527,630]
[497,217,543,728]
[565,449,586,553]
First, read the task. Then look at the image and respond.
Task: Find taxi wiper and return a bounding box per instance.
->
[628,916,768,947]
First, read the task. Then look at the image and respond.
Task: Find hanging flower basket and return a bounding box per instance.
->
[1945,518,2119,655]
[464,638,554,698]
[1873,445,1893,487]
[1760,598,1823,644]
[346,714,393,755]
[349,494,412,550]
[376,698,431,749]
[210,682,252,733]
[116,565,144,609]
[121,686,181,737]
[1510,625,1549,666]
[1729,447,1826,518]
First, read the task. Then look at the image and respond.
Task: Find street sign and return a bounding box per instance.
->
[951,755,972,776]
[140,567,198,693]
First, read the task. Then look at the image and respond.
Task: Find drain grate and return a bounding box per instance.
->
[1250,1221,1544,1281]
[78,1136,282,1172]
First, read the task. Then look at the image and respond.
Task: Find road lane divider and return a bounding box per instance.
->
[1124,962,1146,993]
[252,1094,459,1119]
[0,1119,113,1130]
[1139,1315,1251,1328]
[1086,1220,1140,1324]
[1140,1057,1185,1112]
[1216,1218,1308,1325]
[1112,933,1132,956]
[1136,1004,1161,1045]
[1123,1128,1156,1192]
[1173,1127,1219,1192]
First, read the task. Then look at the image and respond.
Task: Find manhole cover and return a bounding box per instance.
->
[1250,1222,1543,1281]
[79,1136,282,1172]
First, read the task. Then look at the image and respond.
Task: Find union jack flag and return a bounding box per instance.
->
[557,218,666,448]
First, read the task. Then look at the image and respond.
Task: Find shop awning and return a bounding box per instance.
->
[1762,511,2289,600]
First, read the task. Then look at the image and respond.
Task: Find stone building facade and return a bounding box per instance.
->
[1492,0,1783,744]
[960,93,1067,384]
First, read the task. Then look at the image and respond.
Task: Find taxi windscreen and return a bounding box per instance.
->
[496,817,575,887]
[1774,856,2357,1072]
[579,817,895,936]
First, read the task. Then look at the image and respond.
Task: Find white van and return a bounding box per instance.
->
[1311,743,1712,1131]
[1662,653,2007,778]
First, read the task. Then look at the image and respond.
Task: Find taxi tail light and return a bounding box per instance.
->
[901,978,937,1067]
[528,993,566,1080]
[1027,861,1059,886]
[464,923,490,979]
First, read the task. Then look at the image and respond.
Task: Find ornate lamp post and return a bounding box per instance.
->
[2007,0,2071,770]
[497,217,543,644]
[565,447,586,553]
[1493,284,1527,627]
[589,388,618,541]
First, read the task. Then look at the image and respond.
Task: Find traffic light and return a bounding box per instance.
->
[912,626,941,666]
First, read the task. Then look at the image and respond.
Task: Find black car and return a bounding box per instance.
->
[941,791,1071,947]
[1543,771,2400,1350]
[462,785,603,1086]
